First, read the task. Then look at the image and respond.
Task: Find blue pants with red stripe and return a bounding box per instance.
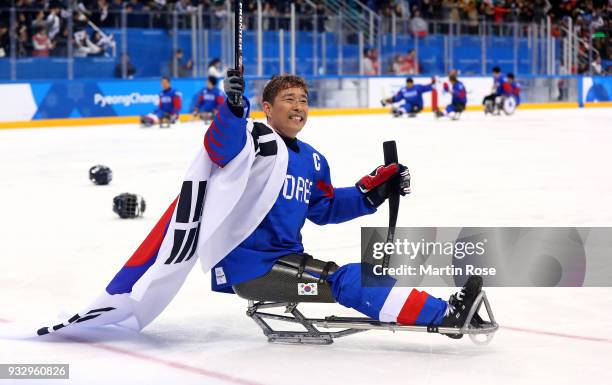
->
[327,263,447,326]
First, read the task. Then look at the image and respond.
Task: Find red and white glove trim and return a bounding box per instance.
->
[357,164,399,193]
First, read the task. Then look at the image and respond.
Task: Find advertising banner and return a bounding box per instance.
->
[0,79,213,122]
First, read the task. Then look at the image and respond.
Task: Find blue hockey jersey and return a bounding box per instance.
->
[195,86,225,113]
[450,81,467,104]
[156,87,181,115]
[492,74,505,95]
[391,84,433,108]
[204,101,377,292]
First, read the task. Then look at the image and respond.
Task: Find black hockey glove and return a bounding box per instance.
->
[356,163,411,207]
[224,68,245,117]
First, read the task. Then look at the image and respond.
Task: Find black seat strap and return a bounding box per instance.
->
[296,254,312,279]
[318,261,337,283]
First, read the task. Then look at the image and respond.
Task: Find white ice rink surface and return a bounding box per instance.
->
[1,108,612,385]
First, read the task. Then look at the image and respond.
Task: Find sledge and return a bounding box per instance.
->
[233,255,499,346]
[241,292,498,346]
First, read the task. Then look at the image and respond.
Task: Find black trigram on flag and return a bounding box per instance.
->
[37,307,116,336]
[165,180,207,265]
[252,122,278,157]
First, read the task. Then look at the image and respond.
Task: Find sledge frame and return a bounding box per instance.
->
[246,291,498,345]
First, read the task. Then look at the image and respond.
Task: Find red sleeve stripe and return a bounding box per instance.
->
[204,132,223,163]
[208,127,221,147]
[210,120,224,137]
[316,180,334,198]
[396,289,429,325]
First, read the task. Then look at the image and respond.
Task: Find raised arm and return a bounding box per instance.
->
[203,69,248,167]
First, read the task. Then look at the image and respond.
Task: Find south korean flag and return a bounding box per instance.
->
[298,283,318,296]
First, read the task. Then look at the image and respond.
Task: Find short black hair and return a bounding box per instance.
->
[406,77,414,84]
[506,72,515,80]
[492,66,501,73]
[449,74,458,82]
[207,76,218,86]
[262,75,309,105]
[161,76,170,82]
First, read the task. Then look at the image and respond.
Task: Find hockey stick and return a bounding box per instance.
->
[230,0,243,106]
[382,141,399,270]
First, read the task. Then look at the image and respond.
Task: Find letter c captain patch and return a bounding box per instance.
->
[313,153,321,171]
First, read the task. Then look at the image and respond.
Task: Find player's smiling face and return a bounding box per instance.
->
[264,87,309,139]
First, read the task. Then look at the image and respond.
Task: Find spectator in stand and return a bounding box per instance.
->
[493,1,511,24]
[32,27,54,57]
[411,10,428,37]
[402,48,419,74]
[74,30,102,56]
[46,5,62,40]
[557,59,572,101]
[0,24,9,58]
[392,54,405,74]
[176,0,196,13]
[51,25,69,56]
[533,0,552,23]
[363,48,380,75]
[169,48,193,78]
[0,23,11,58]
[591,55,603,75]
[92,0,112,28]
[91,31,115,57]
[31,10,47,31]
[207,58,223,79]
[17,25,31,57]
[464,0,479,34]
[114,53,137,78]
[213,0,229,29]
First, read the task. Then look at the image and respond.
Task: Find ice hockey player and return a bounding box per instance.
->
[503,73,521,106]
[140,76,182,127]
[380,77,434,117]
[436,74,467,120]
[192,76,225,124]
[204,69,484,337]
[482,66,505,115]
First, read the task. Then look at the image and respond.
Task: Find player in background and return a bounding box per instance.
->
[140,76,182,127]
[482,66,505,115]
[380,77,434,117]
[192,76,225,124]
[436,74,467,120]
[494,72,521,116]
[203,69,484,338]
[503,73,521,106]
